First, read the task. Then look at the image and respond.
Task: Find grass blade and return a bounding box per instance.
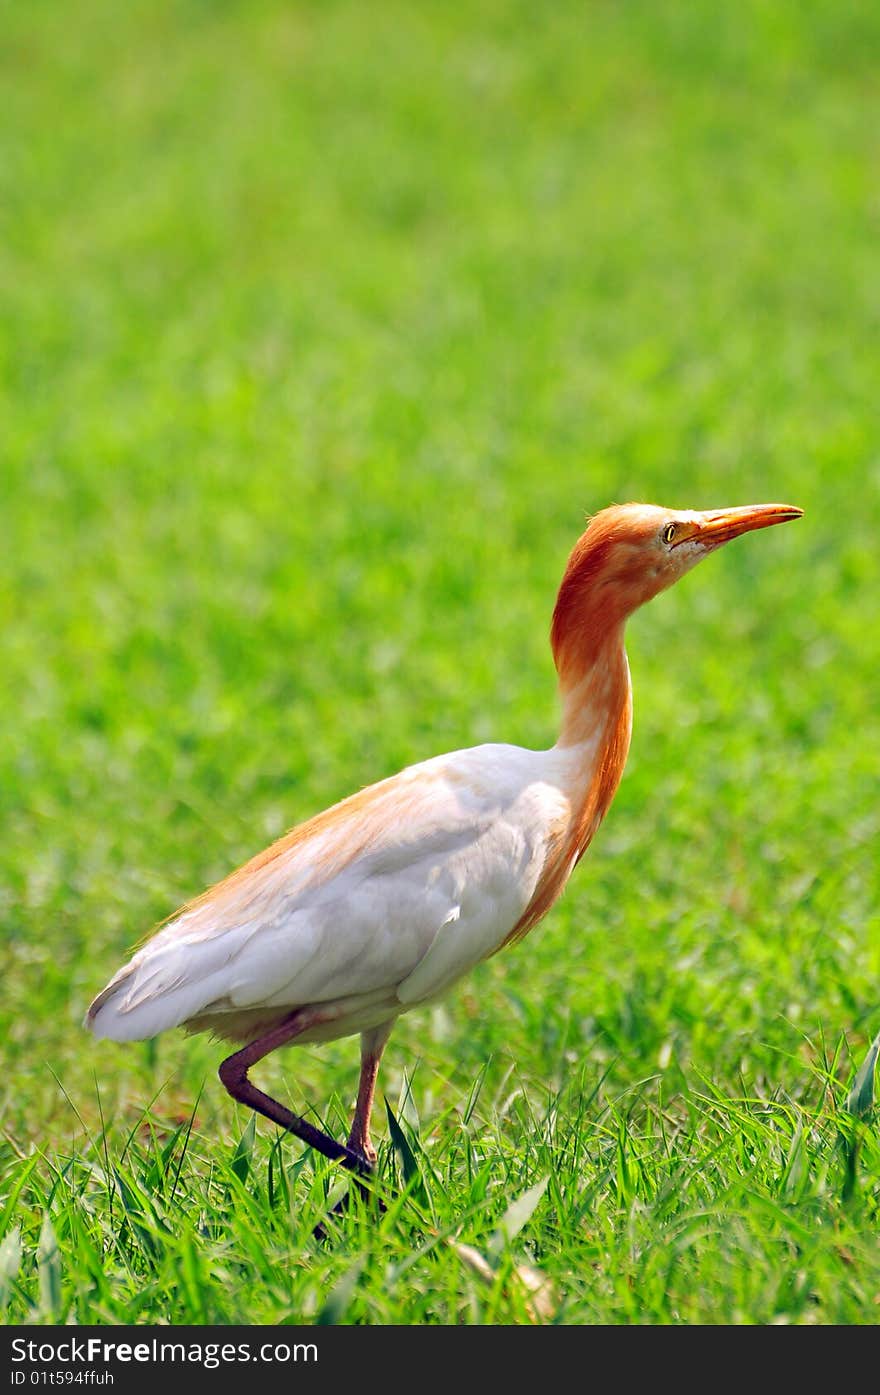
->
[489,1176,549,1259]
[0,1227,22,1313]
[846,1030,880,1119]
[232,1115,256,1184]
[316,1257,365,1325]
[37,1214,61,1318]
[384,1097,429,1209]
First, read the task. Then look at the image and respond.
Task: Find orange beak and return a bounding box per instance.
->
[688,503,804,547]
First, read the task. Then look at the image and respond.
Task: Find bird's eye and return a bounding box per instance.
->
[662,523,677,545]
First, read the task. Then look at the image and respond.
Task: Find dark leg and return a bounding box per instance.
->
[218,1008,373,1177]
[347,1022,393,1165]
[316,1022,394,1237]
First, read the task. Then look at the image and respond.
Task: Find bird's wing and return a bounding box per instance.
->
[87,745,572,1041]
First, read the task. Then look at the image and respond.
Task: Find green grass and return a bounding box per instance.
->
[2,0,880,1324]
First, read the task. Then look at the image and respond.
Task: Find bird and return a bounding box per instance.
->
[87,501,802,1180]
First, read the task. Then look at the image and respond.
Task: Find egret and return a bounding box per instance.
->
[87,502,802,1178]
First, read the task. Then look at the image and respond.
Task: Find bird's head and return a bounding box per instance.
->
[551,501,803,679]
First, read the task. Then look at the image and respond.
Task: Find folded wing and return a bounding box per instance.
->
[87,744,571,1043]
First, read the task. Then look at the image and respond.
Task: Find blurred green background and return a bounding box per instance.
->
[1,0,879,1323]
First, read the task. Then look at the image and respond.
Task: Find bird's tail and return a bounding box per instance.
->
[85,922,237,1041]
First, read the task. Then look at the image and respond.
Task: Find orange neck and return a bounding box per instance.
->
[555,622,629,750]
[555,626,633,862]
[501,627,632,951]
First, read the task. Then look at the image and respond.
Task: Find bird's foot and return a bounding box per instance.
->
[346,1136,377,1170]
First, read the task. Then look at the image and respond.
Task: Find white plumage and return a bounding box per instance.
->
[88,742,584,1046]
